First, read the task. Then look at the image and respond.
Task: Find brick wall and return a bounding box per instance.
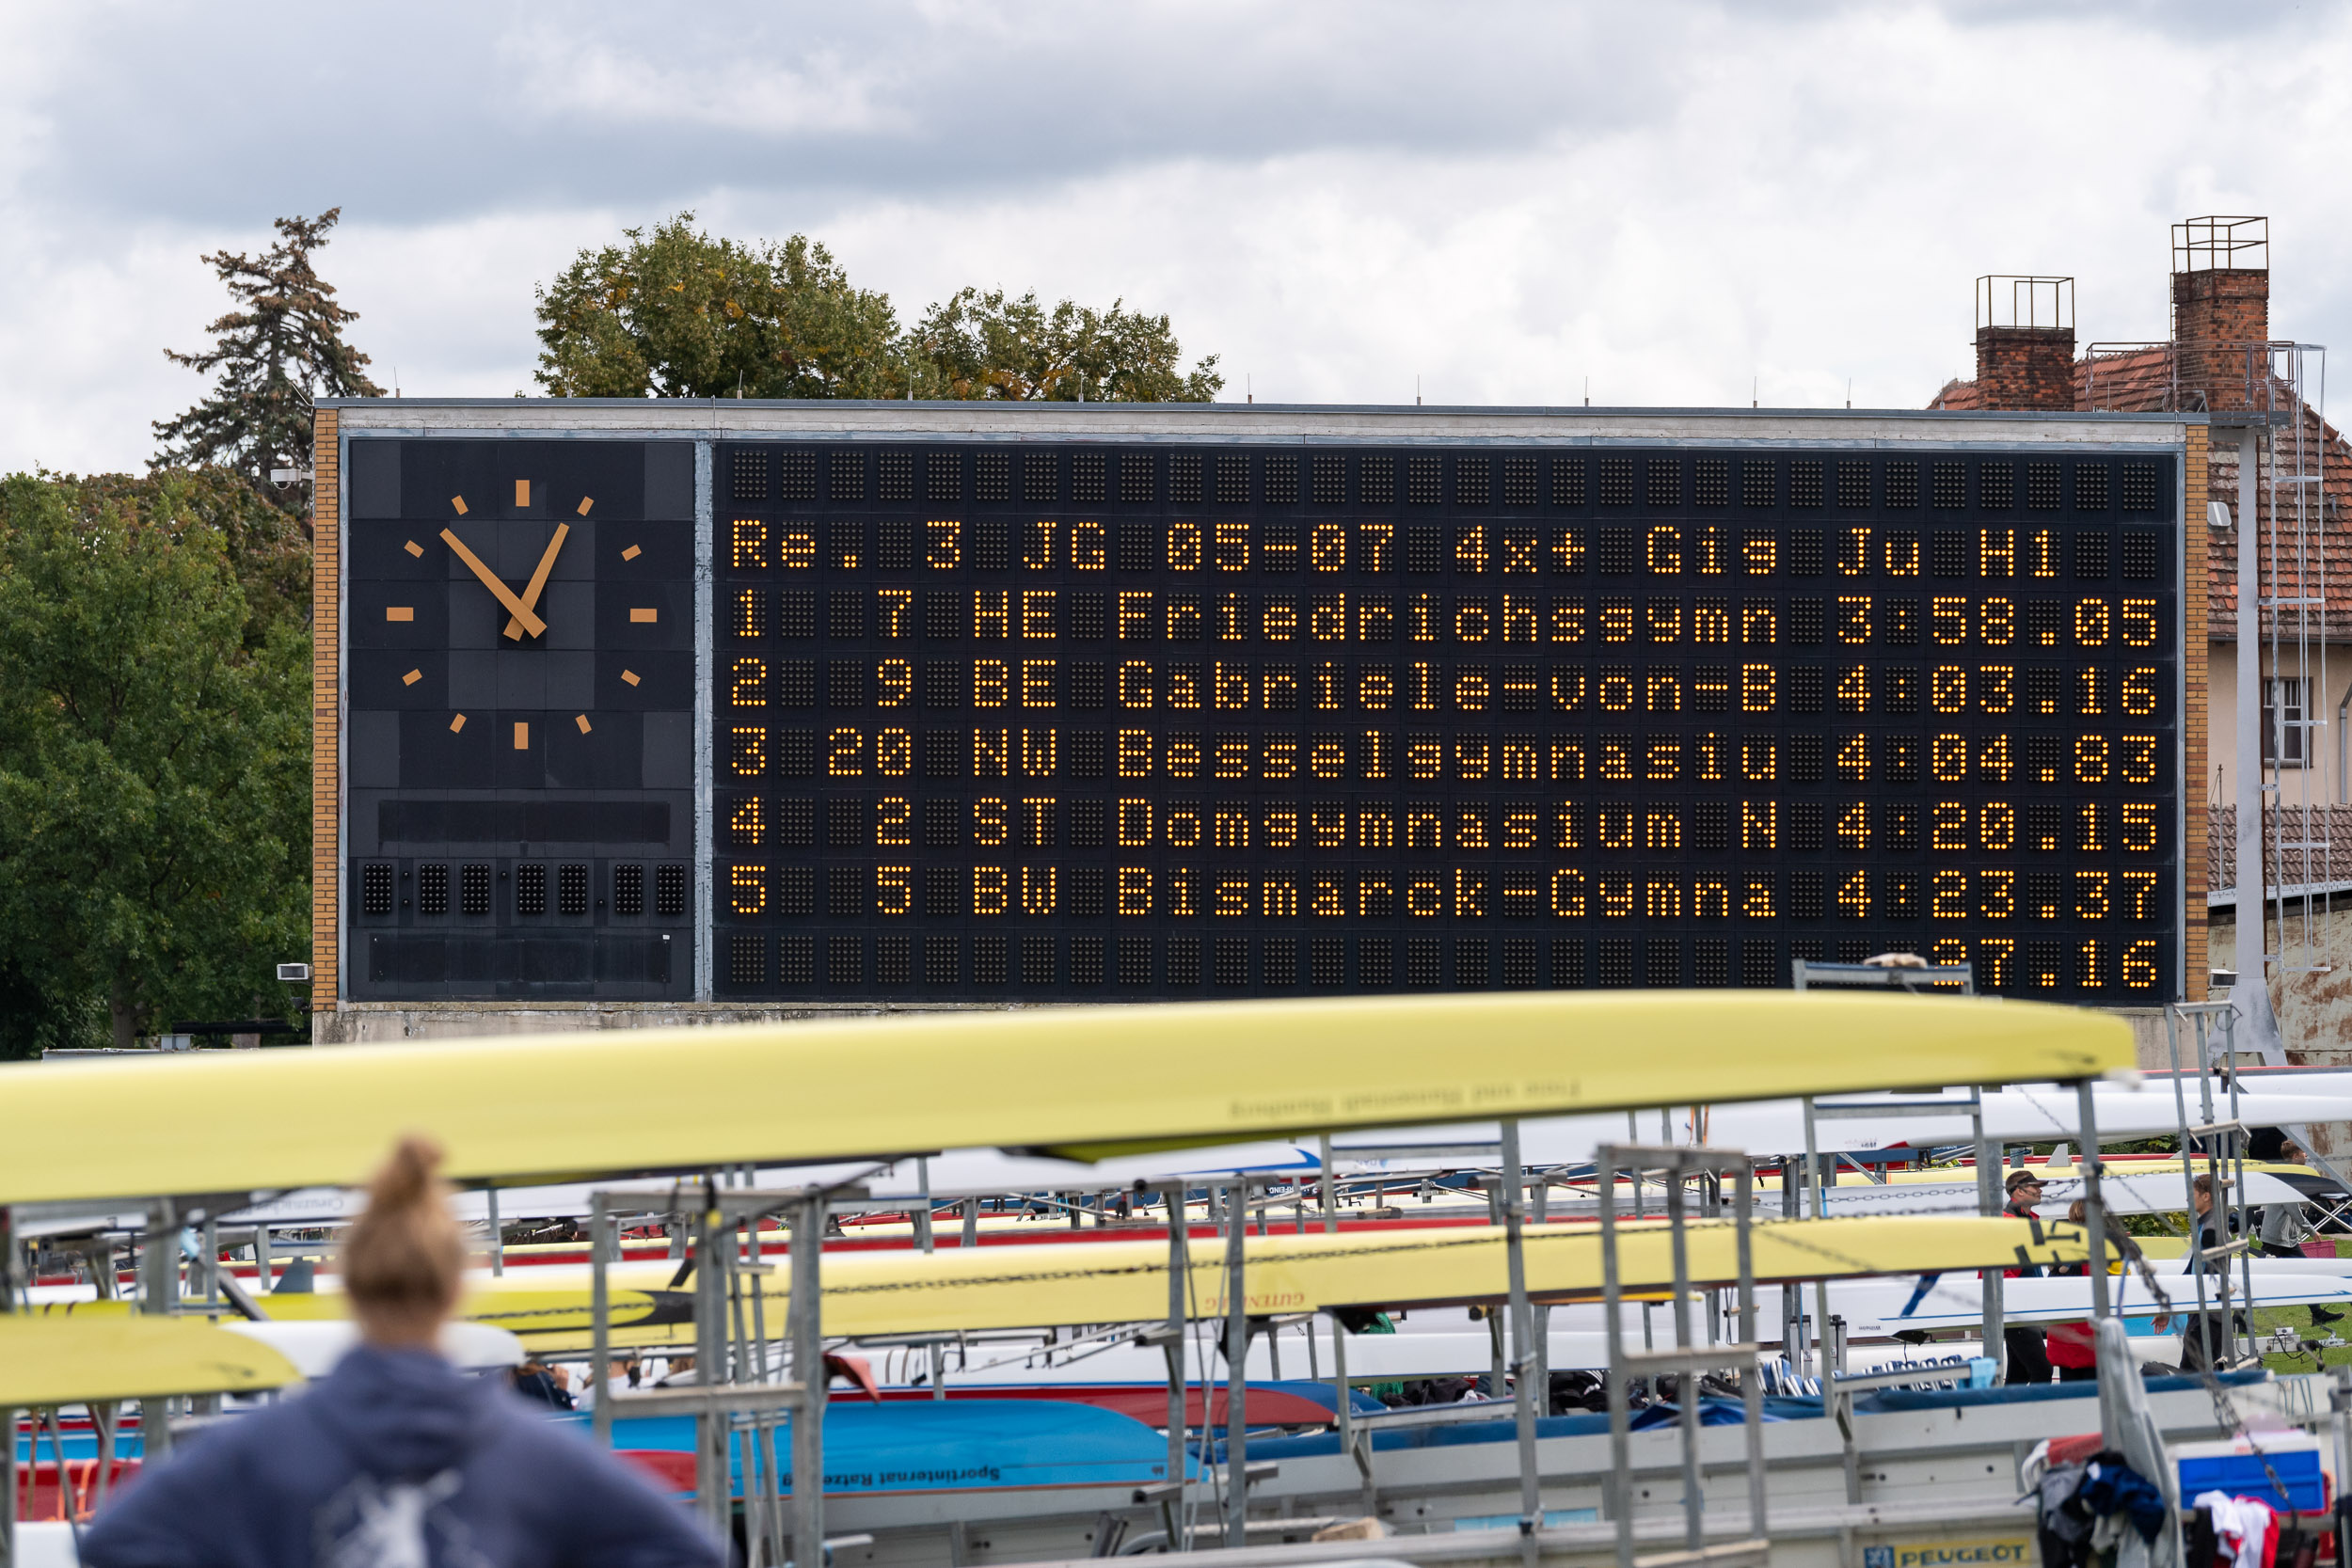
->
[2185,424,2208,999]
[1974,326,2076,411]
[2173,269,2271,410]
[311,411,340,1013]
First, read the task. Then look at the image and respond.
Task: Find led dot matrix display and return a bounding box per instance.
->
[712,443,2177,1000]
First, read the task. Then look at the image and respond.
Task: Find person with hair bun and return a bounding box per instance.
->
[81,1137,722,1568]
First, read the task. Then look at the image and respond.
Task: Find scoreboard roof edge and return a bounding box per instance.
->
[325,402,2197,449]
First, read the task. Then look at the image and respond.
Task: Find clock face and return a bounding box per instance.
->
[343,438,697,1000]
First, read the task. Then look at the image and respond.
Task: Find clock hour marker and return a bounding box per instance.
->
[621,669,641,687]
[404,540,423,558]
[449,714,467,733]
[577,497,595,516]
[401,668,422,686]
[621,545,642,562]
[451,496,469,515]
[513,721,530,750]
[575,714,593,735]
[386,606,414,622]
[629,608,659,623]
[515,480,532,507]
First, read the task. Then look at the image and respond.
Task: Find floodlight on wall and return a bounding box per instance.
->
[277,962,311,983]
[2208,501,2233,530]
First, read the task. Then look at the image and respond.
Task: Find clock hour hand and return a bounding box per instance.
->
[439,529,547,639]
[502,522,570,640]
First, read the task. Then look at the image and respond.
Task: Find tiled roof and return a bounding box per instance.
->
[2076,346,2176,413]
[1926,376,1989,411]
[2208,805,2352,893]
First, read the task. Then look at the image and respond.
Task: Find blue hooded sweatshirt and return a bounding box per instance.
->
[79,1345,722,1568]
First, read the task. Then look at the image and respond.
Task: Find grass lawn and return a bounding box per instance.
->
[2250,1302,2352,1375]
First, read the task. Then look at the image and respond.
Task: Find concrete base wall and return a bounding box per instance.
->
[314,1001,1028,1043]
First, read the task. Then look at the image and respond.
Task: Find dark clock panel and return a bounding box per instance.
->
[709,439,2179,1005]
[345,437,697,1001]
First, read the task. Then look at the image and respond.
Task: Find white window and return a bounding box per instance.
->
[2263,676,2308,767]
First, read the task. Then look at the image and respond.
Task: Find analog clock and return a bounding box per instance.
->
[343,439,698,1000]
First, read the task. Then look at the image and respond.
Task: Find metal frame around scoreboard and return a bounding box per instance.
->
[318,401,2198,1016]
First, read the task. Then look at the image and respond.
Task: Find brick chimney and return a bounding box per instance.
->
[2171,216,2270,411]
[1973,277,2074,411]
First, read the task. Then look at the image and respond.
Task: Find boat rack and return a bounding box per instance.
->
[588,1177,874,1568]
[1597,1144,1767,1568]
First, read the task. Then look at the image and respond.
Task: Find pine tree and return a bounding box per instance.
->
[153,209,383,515]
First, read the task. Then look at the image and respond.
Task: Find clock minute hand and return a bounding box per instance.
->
[502,522,570,641]
[439,529,547,638]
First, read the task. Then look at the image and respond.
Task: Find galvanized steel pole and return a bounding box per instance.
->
[1973,1093,2005,1382]
[694,1193,727,1539]
[1668,1163,1702,1554]
[590,1196,612,1448]
[2076,1079,2114,1445]
[1499,1120,1543,1562]
[790,1192,826,1566]
[141,1199,177,1461]
[1166,1183,1190,1547]
[1317,1137,1354,1488]
[2,1203,15,1568]
[1600,1150,1633,1568]
[915,1160,946,1404]
[1734,1164,1767,1539]
[1223,1179,1249,1550]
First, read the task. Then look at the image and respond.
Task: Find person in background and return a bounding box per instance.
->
[576,1356,636,1411]
[510,1359,573,1409]
[2261,1142,2343,1325]
[2257,1141,2314,1261]
[2179,1173,2242,1370]
[2045,1199,2156,1382]
[80,1137,722,1568]
[2000,1169,2054,1385]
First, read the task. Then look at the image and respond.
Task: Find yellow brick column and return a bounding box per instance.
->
[2183,423,2208,1001]
[310,410,341,1017]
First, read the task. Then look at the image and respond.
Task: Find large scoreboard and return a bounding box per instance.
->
[328,409,2185,1010]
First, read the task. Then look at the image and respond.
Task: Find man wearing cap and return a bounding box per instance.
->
[2000,1170,2053,1385]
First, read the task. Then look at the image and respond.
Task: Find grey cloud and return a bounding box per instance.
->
[16,1,1708,228]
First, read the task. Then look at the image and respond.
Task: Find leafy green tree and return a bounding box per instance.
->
[532,214,1222,403]
[914,287,1221,403]
[153,208,383,515]
[534,214,910,399]
[72,467,310,647]
[0,473,310,1054]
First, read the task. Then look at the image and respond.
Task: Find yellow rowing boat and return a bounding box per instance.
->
[0,1317,298,1407]
[30,1215,2083,1349]
[0,993,2129,1206]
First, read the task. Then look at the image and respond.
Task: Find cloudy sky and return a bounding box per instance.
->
[3,1,2346,475]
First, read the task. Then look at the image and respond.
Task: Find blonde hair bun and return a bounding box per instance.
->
[343,1134,466,1329]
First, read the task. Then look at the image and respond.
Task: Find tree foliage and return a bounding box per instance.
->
[533,214,1222,404]
[534,216,908,400]
[914,288,1221,403]
[0,472,310,1054]
[153,208,383,515]
[76,467,310,647]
